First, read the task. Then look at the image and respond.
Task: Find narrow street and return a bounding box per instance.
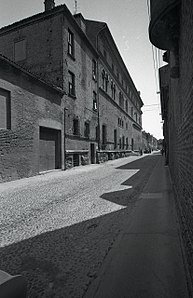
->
[0,153,189,297]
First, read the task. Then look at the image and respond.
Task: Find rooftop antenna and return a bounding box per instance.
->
[74,0,78,14]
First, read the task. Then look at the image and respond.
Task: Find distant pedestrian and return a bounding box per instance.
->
[161,148,164,156]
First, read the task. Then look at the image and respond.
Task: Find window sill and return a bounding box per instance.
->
[68,93,76,99]
[0,128,11,130]
[67,53,75,61]
[92,76,97,82]
[73,133,80,137]
[14,58,27,63]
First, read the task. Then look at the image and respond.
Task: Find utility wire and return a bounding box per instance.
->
[146,0,161,111]
[143,103,159,106]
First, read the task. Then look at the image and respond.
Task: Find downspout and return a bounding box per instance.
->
[96,24,107,152]
[63,107,68,170]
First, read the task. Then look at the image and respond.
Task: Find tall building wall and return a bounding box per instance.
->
[63,17,98,142]
[95,30,143,153]
[0,14,64,88]
[0,3,144,173]
[0,57,63,182]
[156,0,193,284]
[170,0,193,281]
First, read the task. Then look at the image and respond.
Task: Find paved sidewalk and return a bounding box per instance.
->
[85,156,190,298]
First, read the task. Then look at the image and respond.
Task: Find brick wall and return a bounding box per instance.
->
[98,60,142,152]
[0,11,99,168]
[0,7,143,171]
[0,59,63,182]
[166,0,193,284]
[96,31,143,152]
[0,14,63,88]
[63,17,98,166]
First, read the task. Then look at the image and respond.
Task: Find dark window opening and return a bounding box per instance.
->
[73,154,79,166]
[114,129,117,149]
[69,71,75,96]
[105,74,109,93]
[84,121,90,138]
[111,81,116,99]
[111,80,114,98]
[119,137,122,149]
[68,29,74,57]
[73,118,79,135]
[122,136,125,149]
[131,138,134,151]
[126,137,128,149]
[131,107,134,118]
[102,70,105,90]
[0,88,11,129]
[93,91,97,111]
[14,39,26,62]
[119,92,124,108]
[92,60,97,80]
[126,100,128,112]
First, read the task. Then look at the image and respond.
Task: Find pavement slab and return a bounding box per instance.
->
[84,156,189,298]
[0,154,187,297]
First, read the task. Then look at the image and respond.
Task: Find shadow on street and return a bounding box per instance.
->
[0,155,160,297]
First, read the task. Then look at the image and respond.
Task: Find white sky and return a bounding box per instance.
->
[0,0,164,139]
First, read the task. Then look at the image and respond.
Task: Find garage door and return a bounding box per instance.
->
[39,127,61,172]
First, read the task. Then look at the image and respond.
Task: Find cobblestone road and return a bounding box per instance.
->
[0,154,159,297]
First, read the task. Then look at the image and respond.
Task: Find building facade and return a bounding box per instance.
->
[142,131,157,153]
[0,3,100,169]
[0,54,64,182]
[0,0,144,179]
[149,0,193,286]
[85,18,143,162]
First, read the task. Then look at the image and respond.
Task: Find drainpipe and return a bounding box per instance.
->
[63,107,68,170]
[96,24,107,153]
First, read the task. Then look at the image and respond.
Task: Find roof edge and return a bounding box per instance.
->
[0,54,65,95]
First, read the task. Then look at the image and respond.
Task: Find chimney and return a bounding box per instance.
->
[44,0,55,11]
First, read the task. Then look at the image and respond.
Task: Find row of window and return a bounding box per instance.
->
[13,30,141,117]
[14,28,78,63]
[68,28,97,79]
[114,130,132,150]
[13,29,75,62]
[68,28,141,120]
[101,69,141,122]
[118,117,124,128]
[72,118,132,150]
[118,136,129,150]
[118,118,129,130]
[73,118,93,139]
[102,48,140,106]
[68,27,97,112]
[68,71,97,111]
[69,69,140,123]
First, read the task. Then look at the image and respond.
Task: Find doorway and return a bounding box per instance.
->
[90,143,95,164]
